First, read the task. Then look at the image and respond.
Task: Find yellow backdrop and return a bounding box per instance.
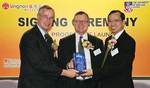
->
[0,0,150,77]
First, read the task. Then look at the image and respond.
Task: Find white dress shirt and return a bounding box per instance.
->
[114,29,124,40]
[75,33,92,80]
[37,24,47,40]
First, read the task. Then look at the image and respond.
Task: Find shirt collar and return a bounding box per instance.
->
[114,29,124,40]
[75,33,88,40]
[37,24,47,38]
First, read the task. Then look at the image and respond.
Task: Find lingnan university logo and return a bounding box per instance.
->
[2,2,9,10]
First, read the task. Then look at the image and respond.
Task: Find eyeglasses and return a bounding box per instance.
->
[40,15,54,20]
[73,20,89,24]
[108,19,123,23]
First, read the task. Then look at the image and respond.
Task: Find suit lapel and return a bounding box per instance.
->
[66,34,76,61]
[34,25,46,45]
[72,34,76,53]
[116,31,127,44]
[87,34,95,67]
[34,25,52,54]
[106,31,127,58]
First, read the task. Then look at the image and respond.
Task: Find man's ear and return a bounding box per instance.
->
[52,20,55,26]
[123,20,126,24]
[72,20,74,25]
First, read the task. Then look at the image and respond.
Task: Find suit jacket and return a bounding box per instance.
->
[58,33,104,88]
[18,25,62,88]
[94,31,136,88]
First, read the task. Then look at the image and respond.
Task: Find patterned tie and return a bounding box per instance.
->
[44,33,53,47]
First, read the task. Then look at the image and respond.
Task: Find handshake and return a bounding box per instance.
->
[61,59,93,78]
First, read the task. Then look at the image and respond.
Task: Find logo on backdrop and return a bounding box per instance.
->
[1,2,42,11]
[124,2,133,13]
[124,1,149,13]
[2,2,9,10]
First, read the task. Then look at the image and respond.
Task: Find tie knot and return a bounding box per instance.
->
[44,33,53,44]
[44,33,49,39]
[80,36,83,39]
[111,34,115,39]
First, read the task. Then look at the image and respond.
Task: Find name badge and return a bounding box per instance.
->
[93,48,101,56]
[111,48,119,57]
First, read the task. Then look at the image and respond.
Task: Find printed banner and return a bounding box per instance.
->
[0,0,150,77]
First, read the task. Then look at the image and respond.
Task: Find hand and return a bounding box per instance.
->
[66,59,74,69]
[80,69,93,77]
[61,69,79,78]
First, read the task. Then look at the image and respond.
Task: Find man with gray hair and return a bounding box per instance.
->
[18,5,77,88]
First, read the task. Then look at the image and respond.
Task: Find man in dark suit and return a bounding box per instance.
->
[18,5,77,88]
[94,10,136,88]
[58,11,104,88]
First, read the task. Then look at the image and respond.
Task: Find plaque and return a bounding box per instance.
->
[73,53,86,74]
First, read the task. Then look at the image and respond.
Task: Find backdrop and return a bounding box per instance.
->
[0,0,150,77]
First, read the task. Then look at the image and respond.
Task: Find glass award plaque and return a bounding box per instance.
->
[73,53,86,74]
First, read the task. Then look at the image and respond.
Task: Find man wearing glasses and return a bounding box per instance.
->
[58,11,104,88]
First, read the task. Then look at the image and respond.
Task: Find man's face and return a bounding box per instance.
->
[37,9,54,32]
[108,12,125,34]
[73,14,89,35]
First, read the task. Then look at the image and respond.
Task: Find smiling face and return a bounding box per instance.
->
[72,12,89,35]
[108,12,125,35]
[37,7,54,32]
